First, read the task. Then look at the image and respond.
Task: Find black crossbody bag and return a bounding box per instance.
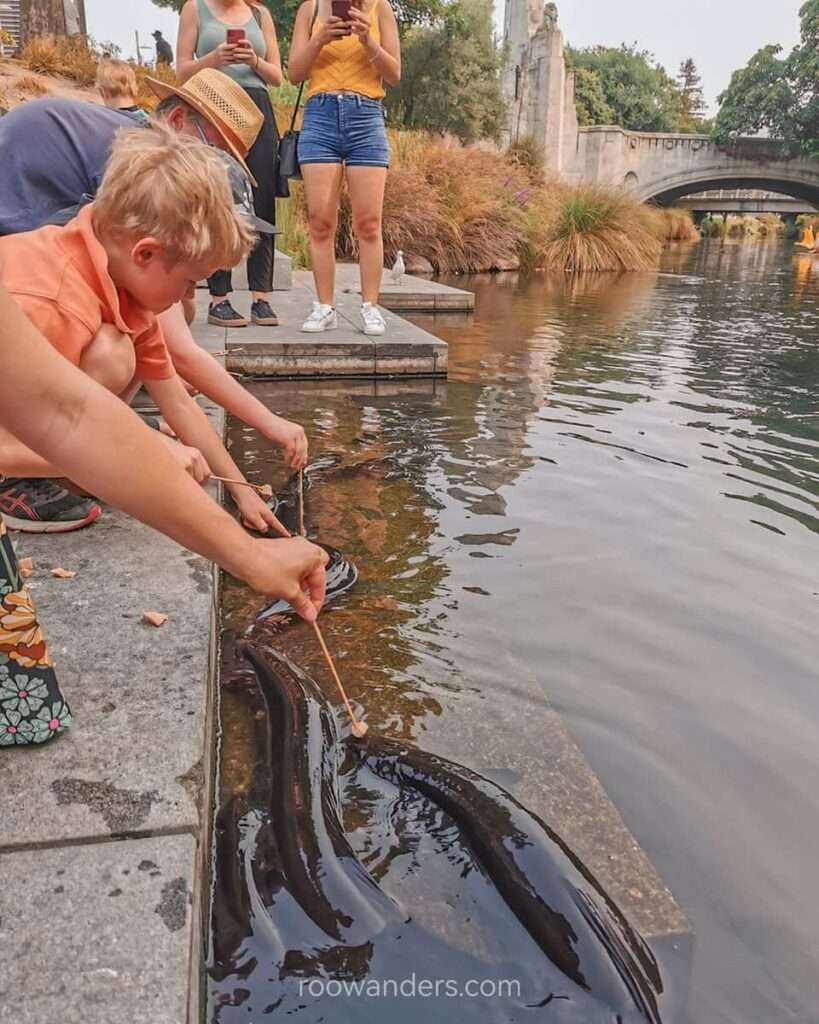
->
[274,4,318,198]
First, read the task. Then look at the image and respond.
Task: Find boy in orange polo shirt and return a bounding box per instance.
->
[0,126,287,536]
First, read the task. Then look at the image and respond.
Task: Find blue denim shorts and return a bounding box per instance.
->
[298,92,390,168]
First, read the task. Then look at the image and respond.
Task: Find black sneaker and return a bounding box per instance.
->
[208,300,248,328]
[0,478,101,534]
[251,299,279,326]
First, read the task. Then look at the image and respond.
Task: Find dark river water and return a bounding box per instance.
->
[215,239,819,1024]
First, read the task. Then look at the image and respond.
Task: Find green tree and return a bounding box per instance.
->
[151,0,444,51]
[714,1,819,156]
[385,0,504,143]
[570,65,614,127]
[566,43,692,133]
[677,57,707,120]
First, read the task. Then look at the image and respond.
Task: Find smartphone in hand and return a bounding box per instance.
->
[331,0,352,32]
[226,27,246,45]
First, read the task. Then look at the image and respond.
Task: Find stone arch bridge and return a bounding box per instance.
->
[502,1,819,208]
[572,128,819,207]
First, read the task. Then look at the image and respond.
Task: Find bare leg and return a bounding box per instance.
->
[346,165,387,305]
[301,163,345,305]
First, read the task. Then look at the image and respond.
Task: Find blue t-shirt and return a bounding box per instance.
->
[0,98,146,235]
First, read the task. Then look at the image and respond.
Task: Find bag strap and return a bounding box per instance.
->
[288,1,319,132]
[251,5,262,26]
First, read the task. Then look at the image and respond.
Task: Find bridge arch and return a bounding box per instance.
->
[641,172,819,207]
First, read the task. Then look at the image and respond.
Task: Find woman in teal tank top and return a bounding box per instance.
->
[177,0,284,328]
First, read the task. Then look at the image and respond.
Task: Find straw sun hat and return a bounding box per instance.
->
[145,68,263,185]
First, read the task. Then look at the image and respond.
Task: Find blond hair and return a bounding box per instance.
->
[96,59,138,102]
[92,126,256,269]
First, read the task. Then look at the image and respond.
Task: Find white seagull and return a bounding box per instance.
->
[390,250,405,286]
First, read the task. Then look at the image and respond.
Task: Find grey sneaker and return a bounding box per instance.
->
[208,299,248,328]
[361,302,386,336]
[301,302,337,333]
[0,478,101,533]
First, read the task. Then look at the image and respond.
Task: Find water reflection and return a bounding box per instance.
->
[215,239,819,1024]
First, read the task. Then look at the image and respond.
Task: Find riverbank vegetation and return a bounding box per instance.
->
[277,130,700,274]
[700,213,786,239]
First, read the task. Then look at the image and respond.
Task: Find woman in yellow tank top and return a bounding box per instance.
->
[288,0,401,336]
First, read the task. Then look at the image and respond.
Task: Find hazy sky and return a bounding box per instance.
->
[86,0,804,109]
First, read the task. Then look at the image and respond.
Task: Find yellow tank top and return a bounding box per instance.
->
[306,0,384,101]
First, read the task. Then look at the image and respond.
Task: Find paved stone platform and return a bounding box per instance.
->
[201,289,449,378]
[295,263,475,312]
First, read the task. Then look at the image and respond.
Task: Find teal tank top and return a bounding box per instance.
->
[195,0,266,89]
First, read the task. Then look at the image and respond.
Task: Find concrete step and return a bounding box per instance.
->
[212,288,448,378]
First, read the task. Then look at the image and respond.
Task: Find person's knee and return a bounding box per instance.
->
[307,210,338,245]
[353,213,382,245]
[79,324,136,394]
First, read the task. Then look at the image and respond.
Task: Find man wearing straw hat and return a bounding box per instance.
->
[0,68,309,534]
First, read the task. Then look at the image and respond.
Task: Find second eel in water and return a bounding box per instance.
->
[356,734,665,1022]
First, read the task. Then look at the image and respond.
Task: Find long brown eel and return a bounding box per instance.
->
[228,643,666,1022]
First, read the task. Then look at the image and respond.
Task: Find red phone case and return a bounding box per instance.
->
[226,28,245,44]
[332,0,352,21]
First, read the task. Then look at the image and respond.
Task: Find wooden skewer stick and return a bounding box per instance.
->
[298,467,306,538]
[312,620,368,738]
[210,475,273,497]
[300,468,367,737]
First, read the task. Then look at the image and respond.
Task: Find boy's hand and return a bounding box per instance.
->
[232,486,290,537]
[160,434,210,484]
[242,537,329,621]
[264,416,308,469]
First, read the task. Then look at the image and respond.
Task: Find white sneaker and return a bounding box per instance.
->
[301,302,337,333]
[361,302,386,336]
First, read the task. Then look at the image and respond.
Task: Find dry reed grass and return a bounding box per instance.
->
[21,35,97,85]
[15,73,51,97]
[339,135,532,273]
[20,34,177,111]
[755,212,785,235]
[135,60,177,110]
[652,207,701,242]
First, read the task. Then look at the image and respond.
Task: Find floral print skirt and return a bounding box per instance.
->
[0,519,71,747]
